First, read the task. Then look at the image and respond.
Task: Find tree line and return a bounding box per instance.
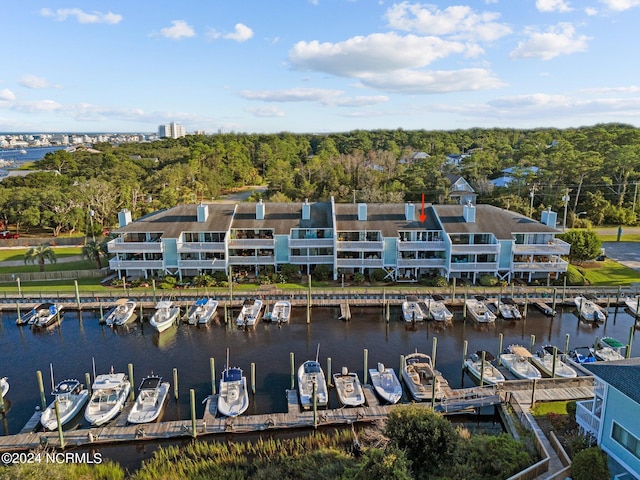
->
[1,122,639,236]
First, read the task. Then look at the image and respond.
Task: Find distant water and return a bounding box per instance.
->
[0,146,66,167]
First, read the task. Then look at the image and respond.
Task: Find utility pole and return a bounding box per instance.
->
[633,182,638,213]
[529,184,536,218]
[562,189,570,232]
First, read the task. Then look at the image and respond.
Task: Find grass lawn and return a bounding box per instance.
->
[576,259,640,286]
[0,247,84,262]
[531,401,571,417]
[599,234,640,242]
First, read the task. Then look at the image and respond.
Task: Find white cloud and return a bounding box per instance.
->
[239,87,388,107]
[160,20,196,40]
[579,85,640,94]
[384,3,512,42]
[599,0,640,11]
[246,106,285,117]
[0,89,15,101]
[39,8,122,24]
[12,100,62,113]
[536,0,573,13]
[510,23,589,60]
[224,23,254,42]
[20,74,57,89]
[289,33,470,77]
[585,7,599,14]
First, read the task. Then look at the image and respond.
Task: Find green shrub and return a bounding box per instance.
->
[312,264,332,281]
[429,275,449,287]
[353,272,365,285]
[571,446,609,480]
[479,275,499,286]
[369,268,387,283]
[563,264,586,286]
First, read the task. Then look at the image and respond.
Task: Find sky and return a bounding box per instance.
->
[1,0,640,134]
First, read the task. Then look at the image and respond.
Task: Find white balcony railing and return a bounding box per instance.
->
[109,259,164,270]
[228,239,275,248]
[288,238,334,248]
[178,260,225,269]
[336,240,384,250]
[397,258,447,268]
[289,255,334,264]
[107,238,163,253]
[450,244,499,254]
[336,258,383,268]
[512,239,571,255]
[512,260,569,272]
[177,241,225,253]
[397,240,446,251]
[576,401,600,437]
[228,255,275,265]
[449,262,499,272]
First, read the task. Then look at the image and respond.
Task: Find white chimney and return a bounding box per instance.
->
[118,209,132,228]
[302,199,311,220]
[541,208,557,228]
[197,203,209,222]
[405,203,415,221]
[463,202,476,223]
[357,203,367,221]
[256,199,265,220]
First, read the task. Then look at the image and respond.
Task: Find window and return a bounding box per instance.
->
[612,422,640,460]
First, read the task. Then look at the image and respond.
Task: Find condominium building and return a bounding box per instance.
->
[158,122,186,139]
[107,199,569,283]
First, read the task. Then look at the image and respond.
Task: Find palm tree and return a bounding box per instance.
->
[82,239,106,269]
[24,243,57,272]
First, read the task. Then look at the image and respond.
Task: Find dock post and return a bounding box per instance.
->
[55,400,65,449]
[452,277,456,302]
[210,358,216,396]
[16,302,21,323]
[306,274,311,324]
[497,334,503,366]
[432,336,438,371]
[224,304,228,325]
[399,355,405,382]
[552,347,558,378]
[564,334,570,362]
[128,363,135,401]
[552,288,557,314]
[617,285,621,305]
[326,357,332,387]
[382,289,386,312]
[531,378,537,408]
[498,284,502,307]
[251,363,256,395]
[17,277,22,297]
[139,303,144,323]
[627,326,634,359]
[480,350,486,387]
[462,340,468,370]
[463,293,467,319]
[594,336,599,352]
[523,293,528,318]
[363,349,368,385]
[290,353,295,390]
[529,334,536,354]
[190,389,197,438]
[99,303,104,323]
[636,297,640,321]
[562,276,567,303]
[173,368,179,400]
[36,370,47,410]
[228,266,233,307]
[312,380,317,428]
[152,279,157,303]
[85,372,92,395]
[608,294,612,311]
[74,280,81,311]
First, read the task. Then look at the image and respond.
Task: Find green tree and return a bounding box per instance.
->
[346,446,412,480]
[558,230,602,264]
[461,433,533,480]
[82,240,106,269]
[570,446,609,480]
[24,243,57,272]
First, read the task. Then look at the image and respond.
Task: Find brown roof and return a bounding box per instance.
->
[334,203,440,237]
[231,202,332,235]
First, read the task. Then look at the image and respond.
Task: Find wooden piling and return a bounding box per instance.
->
[173,368,179,400]
[462,340,468,370]
[190,389,197,438]
[523,293,528,318]
[327,358,332,387]
[627,326,634,359]
[432,336,438,371]
[552,288,557,314]
[210,358,216,396]
[85,373,92,395]
[480,350,486,387]
[551,347,558,378]
[36,370,46,410]
[74,280,81,311]
[498,334,503,366]
[128,363,135,402]
[251,363,256,395]
[363,349,368,385]
[55,400,64,449]
[529,335,536,354]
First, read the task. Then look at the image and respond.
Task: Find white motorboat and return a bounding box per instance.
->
[465,297,496,323]
[217,366,249,417]
[149,300,181,333]
[402,297,425,322]
[266,300,291,323]
[493,299,522,320]
[530,346,577,378]
[368,363,402,404]
[499,345,541,380]
[84,372,131,426]
[426,296,453,323]
[574,295,606,322]
[625,296,640,316]
[1,377,8,398]
[27,303,63,329]
[401,352,441,402]
[236,299,263,327]
[333,367,365,407]
[127,375,170,424]
[464,351,505,385]
[187,298,218,325]
[298,345,328,410]
[594,337,626,361]
[105,298,137,327]
[40,379,89,430]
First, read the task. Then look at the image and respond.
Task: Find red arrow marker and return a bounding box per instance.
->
[419,193,426,223]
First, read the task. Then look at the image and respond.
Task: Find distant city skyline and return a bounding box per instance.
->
[2,1,640,134]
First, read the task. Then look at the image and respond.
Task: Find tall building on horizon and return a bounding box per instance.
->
[158,122,186,139]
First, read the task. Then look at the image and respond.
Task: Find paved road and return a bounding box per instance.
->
[602,242,640,272]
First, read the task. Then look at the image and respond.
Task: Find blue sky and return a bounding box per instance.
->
[1,0,640,134]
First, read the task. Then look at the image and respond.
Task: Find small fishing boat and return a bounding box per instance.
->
[217,350,249,417]
[493,298,522,320]
[368,363,402,404]
[104,298,137,327]
[499,345,541,380]
[84,372,131,426]
[27,303,63,329]
[594,337,626,361]
[401,351,441,402]
[127,375,170,424]
[40,379,89,430]
[333,367,365,407]
[465,297,496,323]
[265,300,291,323]
[187,298,218,325]
[426,295,453,323]
[1,377,8,398]
[236,298,263,327]
[464,351,505,385]
[574,295,606,322]
[149,300,181,333]
[533,301,556,316]
[402,296,425,322]
[530,346,577,378]
[570,346,597,364]
[298,345,328,410]
[625,295,640,316]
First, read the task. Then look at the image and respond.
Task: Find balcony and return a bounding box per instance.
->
[228,255,275,265]
[449,262,498,272]
[228,238,275,248]
[512,259,569,272]
[289,255,334,264]
[109,259,164,270]
[576,400,600,437]
[107,238,163,254]
[513,238,571,255]
[178,260,225,269]
[336,258,383,268]
[450,244,499,255]
[177,241,225,253]
[336,240,384,251]
[289,238,334,248]
[398,240,446,251]
[397,258,447,268]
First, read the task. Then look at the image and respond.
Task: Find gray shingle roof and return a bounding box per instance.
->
[583,357,640,405]
[232,202,332,235]
[335,203,440,237]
